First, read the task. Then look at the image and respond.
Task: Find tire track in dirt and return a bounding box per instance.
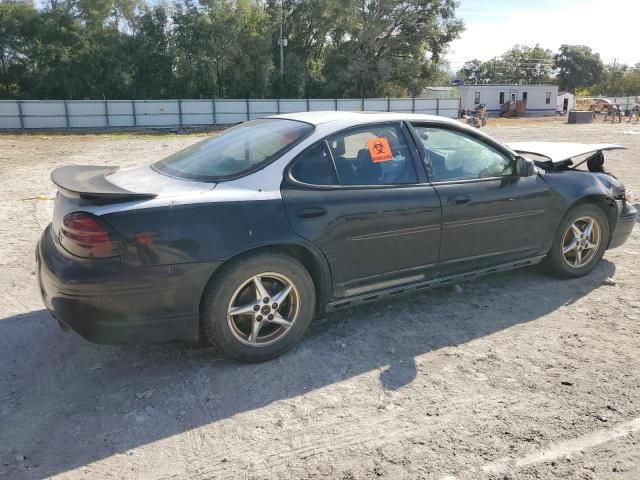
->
[480,417,640,475]
[163,387,516,479]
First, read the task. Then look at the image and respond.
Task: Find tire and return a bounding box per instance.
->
[544,204,610,279]
[201,251,316,362]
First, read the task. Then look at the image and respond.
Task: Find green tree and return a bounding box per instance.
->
[456,44,554,84]
[621,65,640,96]
[501,44,554,84]
[457,59,488,84]
[0,1,38,98]
[0,0,465,100]
[130,6,174,98]
[322,0,463,97]
[24,7,131,99]
[173,0,273,98]
[268,0,355,97]
[554,44,604,93]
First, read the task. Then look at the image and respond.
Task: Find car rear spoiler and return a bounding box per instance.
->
[51,165,157,200]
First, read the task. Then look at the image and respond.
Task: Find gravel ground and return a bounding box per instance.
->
[1,120,639,480]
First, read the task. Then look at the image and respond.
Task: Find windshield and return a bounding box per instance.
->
[152,118,313,181]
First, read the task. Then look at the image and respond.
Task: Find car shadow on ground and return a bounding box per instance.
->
[0,260,615,479]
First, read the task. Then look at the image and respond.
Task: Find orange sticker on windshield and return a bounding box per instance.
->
[367,137,393,162]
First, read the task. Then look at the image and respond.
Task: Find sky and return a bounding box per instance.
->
[446,0,640,71]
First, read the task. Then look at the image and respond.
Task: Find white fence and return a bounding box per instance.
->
[0,97,461,130]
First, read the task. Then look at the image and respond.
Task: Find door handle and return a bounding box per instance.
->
[295,206,327,219]
[447,195,471,206]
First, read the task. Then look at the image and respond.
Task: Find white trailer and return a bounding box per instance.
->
[457,84,558,117]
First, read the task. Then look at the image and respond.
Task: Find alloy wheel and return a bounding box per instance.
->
[561,215,602,268]
[227,272,300,347]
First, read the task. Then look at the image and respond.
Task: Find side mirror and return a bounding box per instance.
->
[515,156,536,177]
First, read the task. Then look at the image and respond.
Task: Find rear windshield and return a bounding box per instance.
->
[152,118,313,181]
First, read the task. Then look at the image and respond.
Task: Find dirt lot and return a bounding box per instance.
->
[1,120,639,480]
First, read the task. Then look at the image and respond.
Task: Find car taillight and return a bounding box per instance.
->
[60,212,123,258]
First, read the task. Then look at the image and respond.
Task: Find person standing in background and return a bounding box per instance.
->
[627,96,640,123]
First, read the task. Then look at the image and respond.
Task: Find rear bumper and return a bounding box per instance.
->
[37,225,219,344]
[609,201,637,249]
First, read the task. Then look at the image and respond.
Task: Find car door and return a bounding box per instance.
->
[409,122,552,276]
[281,122,442,299]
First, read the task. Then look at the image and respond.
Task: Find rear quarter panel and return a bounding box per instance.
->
[102,199,301,267]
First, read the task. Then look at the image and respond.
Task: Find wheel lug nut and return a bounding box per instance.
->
[253,305,260,311]
[263,297,270,303]
[272,303,278,309]
[257,315,263,321]
[268,314,274,320]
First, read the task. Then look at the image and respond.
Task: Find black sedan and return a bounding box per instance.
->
[37,112,637,362]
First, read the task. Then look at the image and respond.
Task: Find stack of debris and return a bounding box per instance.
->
[501,100,527,118]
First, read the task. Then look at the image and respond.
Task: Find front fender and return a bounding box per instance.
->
[541,170,622,238]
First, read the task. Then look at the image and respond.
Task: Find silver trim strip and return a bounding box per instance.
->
[351,224,441,241]
[444,210,545,229]
[344,274,426,297]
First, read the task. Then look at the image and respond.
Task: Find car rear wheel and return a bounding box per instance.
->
[201,251,315,362]
[545,204,610,278]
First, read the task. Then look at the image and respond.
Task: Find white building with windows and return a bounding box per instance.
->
[456,84,559,117]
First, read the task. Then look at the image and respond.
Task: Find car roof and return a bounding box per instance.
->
[273,110,511,156]
[273,110,461,126]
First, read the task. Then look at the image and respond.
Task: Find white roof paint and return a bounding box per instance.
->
[92,112,498,215]
[506,142,626,163]
[274,111,461,126]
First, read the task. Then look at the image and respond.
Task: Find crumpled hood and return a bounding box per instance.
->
[506,142,626,163]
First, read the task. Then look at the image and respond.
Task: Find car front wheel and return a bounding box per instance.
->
[201,251,316,362]
[545,204,610,278]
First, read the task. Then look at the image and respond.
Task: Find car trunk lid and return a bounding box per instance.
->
[50,164,215,243]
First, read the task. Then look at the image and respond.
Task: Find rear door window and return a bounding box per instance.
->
[290,142,338,185]
[326,124,417,185]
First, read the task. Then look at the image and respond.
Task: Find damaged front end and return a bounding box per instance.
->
[506,142,626,172]
[507,141,634,203]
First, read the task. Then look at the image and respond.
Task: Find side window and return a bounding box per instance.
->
[499,92,505,104]
[325,124,417,186]
[412,126,513,182]
[474,92,481,104]
[290,142,338,185]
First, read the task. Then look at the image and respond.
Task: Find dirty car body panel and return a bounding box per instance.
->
[36,112,638,345]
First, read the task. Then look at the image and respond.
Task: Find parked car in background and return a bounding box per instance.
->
[591,98,613,113]
[37,112,637,362]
